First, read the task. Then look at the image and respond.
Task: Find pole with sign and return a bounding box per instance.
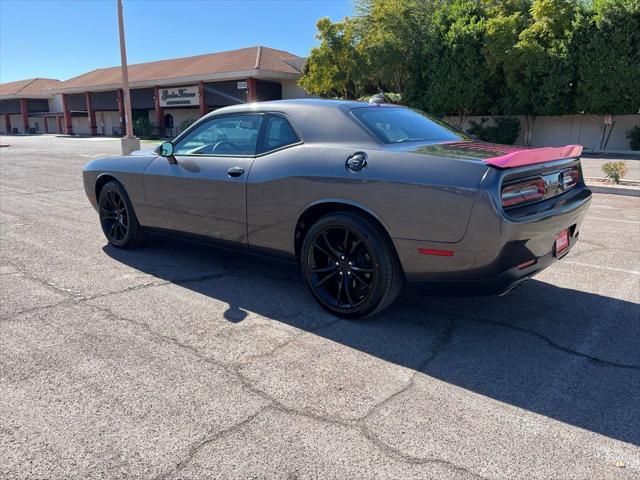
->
[117,0,140,154]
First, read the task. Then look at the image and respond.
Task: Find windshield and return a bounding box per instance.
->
[351,107,465,144]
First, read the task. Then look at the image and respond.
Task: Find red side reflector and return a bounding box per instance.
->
[517,259,537,269]
[418,248,454,257]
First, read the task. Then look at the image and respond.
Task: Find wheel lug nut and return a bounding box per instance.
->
[347,271,351,275]
[348,261,352,266]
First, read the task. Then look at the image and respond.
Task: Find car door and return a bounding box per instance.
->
[143,113,263,245]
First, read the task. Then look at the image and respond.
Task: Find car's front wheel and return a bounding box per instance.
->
[98,180,145,249]
[301,212,403,319]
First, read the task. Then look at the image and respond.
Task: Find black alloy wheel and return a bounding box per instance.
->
[302,212,403,319]
[98,180,145,249]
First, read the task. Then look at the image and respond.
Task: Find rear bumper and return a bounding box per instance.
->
[394,186,591,294]
[408,243,574,296]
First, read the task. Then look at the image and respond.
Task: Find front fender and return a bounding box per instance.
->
[82,155,156,212]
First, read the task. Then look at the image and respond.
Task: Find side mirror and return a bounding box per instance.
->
[156,141,177,164]
[158,141,174,157]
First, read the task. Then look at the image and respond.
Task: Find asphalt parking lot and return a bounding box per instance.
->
[1,135,639,479]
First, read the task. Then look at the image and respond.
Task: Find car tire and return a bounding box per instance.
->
[301,212,403,319]
[98,180,146,249]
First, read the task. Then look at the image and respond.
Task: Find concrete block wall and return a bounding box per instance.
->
[444,114,640,150]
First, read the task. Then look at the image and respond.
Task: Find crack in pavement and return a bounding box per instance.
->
[80,300,487,479]
[460,315,640,372]
[4,258,637,478]
[152,406,272,480]
[6,257,638,373]
[359,319,456,423]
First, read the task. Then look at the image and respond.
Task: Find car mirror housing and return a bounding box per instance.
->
[158,141,174,157]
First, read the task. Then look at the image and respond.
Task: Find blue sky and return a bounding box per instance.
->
[0,0,353,83]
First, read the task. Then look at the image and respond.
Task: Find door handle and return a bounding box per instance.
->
[227,166,245,177]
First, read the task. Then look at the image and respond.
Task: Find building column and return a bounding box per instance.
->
[198,81,206,117]
[4,113,11,133]
[117,88,126,134]
[43,117,49,134]
[62,94,73,135]
[246,78,257,103]
[154,85,164,134]
[19,98,29,133]
[57,115,63,134]
[85,92,97,136]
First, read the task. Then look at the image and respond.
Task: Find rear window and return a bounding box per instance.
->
[351,107,464,144]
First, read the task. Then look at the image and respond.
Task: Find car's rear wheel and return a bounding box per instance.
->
[301,212,403,319]
[98,180,145,249]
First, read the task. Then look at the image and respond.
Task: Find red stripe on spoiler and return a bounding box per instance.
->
[483,145,583,169]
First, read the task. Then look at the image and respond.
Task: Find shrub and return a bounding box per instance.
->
[601,161,628,184]
[132,117,153,138]
[358,92,403,104]
[467,117,521,145]
[627,125,640,150]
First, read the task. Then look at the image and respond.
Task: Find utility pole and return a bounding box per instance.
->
[117,0,140,154]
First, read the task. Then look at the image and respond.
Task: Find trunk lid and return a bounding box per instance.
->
[404,141,583,168]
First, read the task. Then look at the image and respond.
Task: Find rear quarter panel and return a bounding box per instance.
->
[246,144,488,256]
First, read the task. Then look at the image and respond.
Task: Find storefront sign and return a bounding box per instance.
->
[159,86,200,107]
[237,81,248,90]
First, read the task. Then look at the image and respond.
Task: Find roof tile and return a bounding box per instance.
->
[0,78,60,97]
[49,46,302,92]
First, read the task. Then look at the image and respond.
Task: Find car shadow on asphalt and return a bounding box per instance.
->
[104,235,640,446]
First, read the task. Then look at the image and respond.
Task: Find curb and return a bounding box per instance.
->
[585,176,640,187]
[587,184,640,197]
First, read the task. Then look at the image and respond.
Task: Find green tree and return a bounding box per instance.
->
[482,0,531,113]
[572,0,640,148]
[406,0,492,127]
[299,17,369,99]
[488,0,577,145]
[573,0,640,114]
[355,0,428,95]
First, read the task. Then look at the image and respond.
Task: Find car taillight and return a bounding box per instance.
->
[501,178,545,207]
[562,167,580,189]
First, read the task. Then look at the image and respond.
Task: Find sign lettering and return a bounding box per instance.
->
[159,85,200,107]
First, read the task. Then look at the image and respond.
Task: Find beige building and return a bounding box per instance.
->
[46,45,309,137]
[0,78,64,134]
[1,46,310,138]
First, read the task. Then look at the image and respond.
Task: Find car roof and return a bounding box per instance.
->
[210,98,404,115]
[196,99,405,146]
[200,99,406,146]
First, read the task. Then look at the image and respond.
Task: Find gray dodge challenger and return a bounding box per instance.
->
[83,99,591,318]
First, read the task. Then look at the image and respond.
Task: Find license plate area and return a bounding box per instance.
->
[554,229,570,257]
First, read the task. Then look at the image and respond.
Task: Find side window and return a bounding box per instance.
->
[258,115,300,154]
[173,115,262,156]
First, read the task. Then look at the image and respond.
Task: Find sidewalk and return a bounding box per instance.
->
[581,157,640,182]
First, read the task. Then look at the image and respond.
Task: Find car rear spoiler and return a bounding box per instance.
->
[483,145,583,169]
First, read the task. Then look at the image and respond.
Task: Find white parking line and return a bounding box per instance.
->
[585,216,640,225]
[563,260,640,275]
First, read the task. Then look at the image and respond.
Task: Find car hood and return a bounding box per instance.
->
[130,148,157,156]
